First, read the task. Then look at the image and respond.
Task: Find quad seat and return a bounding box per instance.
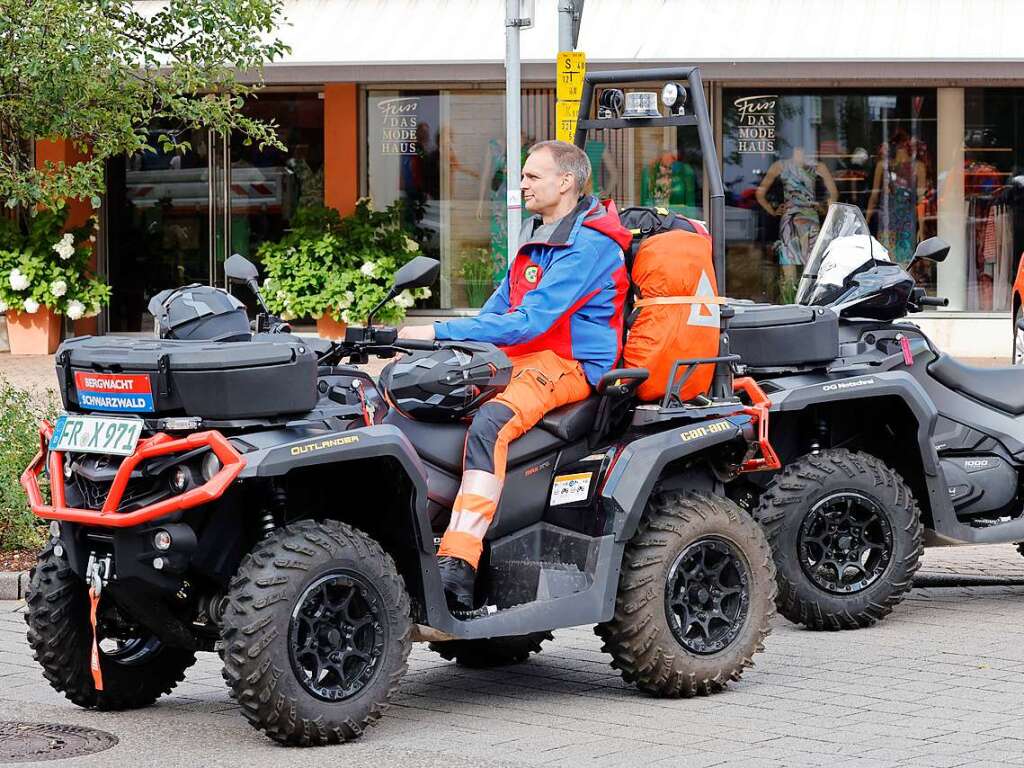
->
[384,397,600,474]
[928,354,1024,415]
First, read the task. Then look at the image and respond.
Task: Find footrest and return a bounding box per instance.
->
[487,559,590,609]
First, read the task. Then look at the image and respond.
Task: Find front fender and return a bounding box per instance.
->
[603,415,749,543]
[239,424,433,554]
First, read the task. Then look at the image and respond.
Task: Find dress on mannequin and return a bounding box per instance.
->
[756,148,838,290]
[641,150,697,215]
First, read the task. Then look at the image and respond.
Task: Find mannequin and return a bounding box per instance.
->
[584,139,621,200]
[756,146,838,289]
[866,131,927,263]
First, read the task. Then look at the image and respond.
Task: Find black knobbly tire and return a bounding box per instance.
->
[220,519,412,746]
[755,448,923,630]
[596,491,776,697]
[429,632,553,668]
[24,542,196,710]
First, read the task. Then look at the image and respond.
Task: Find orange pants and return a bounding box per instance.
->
[437,350,591,569]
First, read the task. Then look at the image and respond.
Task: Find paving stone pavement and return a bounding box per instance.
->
[3,545,1024,767]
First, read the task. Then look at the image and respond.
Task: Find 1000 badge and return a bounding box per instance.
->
[49,414,143,456]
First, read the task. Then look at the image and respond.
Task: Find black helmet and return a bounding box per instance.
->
[379,342,512,422]
[148,284,251,342]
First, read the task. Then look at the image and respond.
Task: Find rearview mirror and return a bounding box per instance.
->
[912,237,950,263]
[225,253,260,284]
[392,256,440,293]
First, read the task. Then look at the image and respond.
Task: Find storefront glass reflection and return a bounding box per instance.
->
[723,90,936,303]
[366,89,703,310]
[962,89,1024,312]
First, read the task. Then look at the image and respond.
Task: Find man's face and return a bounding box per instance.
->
[521,148,573,216]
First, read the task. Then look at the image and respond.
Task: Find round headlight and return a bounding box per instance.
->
[201,452,222,482]
[661,82,680,107]
[169,466,190,493]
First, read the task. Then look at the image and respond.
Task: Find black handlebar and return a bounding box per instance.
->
[394,338,439,351]
[918,296,949,307]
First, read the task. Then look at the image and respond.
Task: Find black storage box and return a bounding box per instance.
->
[728,303,839,368]
[55,336,317,419]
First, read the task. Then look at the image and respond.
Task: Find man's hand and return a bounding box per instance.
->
[400,324,436,341]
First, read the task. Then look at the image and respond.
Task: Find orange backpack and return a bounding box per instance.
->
[622,228,721,402]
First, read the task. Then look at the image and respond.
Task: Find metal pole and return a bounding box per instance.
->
[558,0,573,51]
[505,0,522,266]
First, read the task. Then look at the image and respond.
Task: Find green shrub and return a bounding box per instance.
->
[0,377,56,552]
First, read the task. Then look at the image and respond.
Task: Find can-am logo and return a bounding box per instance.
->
[821,378,875,392]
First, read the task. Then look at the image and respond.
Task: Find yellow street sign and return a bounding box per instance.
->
[556,100,580,144]
[556,51,586,102]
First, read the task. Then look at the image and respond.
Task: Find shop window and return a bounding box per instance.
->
[367,89,557,309]
[104,93,324,332]
[962,89,1024,312]
[723,89,936,303]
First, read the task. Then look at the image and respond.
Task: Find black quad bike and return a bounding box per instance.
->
[725,202,1024,630]
[21,67,779,746]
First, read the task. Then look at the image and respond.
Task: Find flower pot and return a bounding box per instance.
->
[316,313,348,340]
[6,307,62,355]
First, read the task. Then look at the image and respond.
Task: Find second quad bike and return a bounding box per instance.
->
[20,67,779,746]
[727,202,1024,630]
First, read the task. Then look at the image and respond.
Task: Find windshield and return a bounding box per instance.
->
[795,204,872,305]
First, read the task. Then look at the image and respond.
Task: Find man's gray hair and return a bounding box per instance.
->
[528,140,591,195]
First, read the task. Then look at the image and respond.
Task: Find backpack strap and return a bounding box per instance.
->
[633,296,727,307]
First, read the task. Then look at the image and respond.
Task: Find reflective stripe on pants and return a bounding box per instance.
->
[437,350,592,568]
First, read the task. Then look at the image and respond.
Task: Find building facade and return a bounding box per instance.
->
[92,0,1024,355]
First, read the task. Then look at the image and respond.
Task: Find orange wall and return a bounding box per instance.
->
[324,83,359,216]
[35,138,98,335]
[35,139,93,230]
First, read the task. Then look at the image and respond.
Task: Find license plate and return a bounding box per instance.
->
[49,414,144,456]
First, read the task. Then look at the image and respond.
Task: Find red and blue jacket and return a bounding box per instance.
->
[434,196,632,386]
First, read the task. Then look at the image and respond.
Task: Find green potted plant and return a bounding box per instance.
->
[459,247,496,308]
[258,199,430,338]
[0,206,111,354]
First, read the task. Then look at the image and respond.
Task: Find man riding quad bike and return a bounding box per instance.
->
[726,202,1024,631]
[20,67,778,746]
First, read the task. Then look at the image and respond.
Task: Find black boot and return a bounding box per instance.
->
[438,556,476,613]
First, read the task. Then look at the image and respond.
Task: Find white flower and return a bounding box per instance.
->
[9,268,29,291]
[341,309,353,324]
[280,311,294,321]
[49,279,67,298]
[65,299,85,320]
[275,290,288,302]
[360,262,377,278]
[356,196,374,211]
[0,299,7,313]
[53,233,75,260]
[395,291,416,309]
[404,237,420,253]
[338,290,355,309]
[22,297,40,314]
[415,287,432,300]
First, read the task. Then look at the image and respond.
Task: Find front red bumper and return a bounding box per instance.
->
[20,421,245,528]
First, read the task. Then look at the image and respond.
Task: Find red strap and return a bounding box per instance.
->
[88,586,104,691]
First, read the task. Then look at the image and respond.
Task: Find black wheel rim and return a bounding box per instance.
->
[798,491,894,594]
[665,537,751,655]
[288,571,388,702]
[98,636,161,665]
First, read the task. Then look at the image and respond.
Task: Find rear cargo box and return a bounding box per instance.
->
[55,336,317,419]
[729,303,838,368]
